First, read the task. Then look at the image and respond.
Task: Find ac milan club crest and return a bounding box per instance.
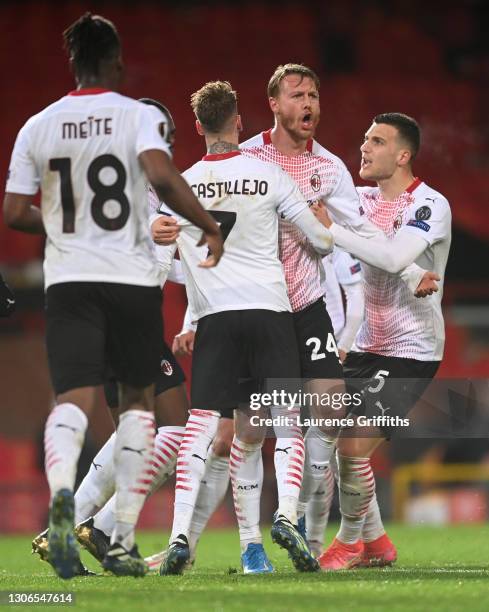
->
[161,359,173,376]
[310,172,321,192]
[393,213,403,232]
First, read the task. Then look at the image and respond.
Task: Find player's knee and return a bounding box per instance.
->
[212,418,234,457]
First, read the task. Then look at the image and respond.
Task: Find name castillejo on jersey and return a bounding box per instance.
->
[190,179,269,199]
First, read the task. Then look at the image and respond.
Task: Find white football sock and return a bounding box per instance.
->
[336,454,375,545]
[93,495,115,537]
[362,495,386,543]
[298,426,336,517]
[170,410,220,543]
[112,410,155,549]
[44,403,88,498]
[148,426,185,495]
[90,426,185,539]
[188,448,230,554]
[272,406,304,525]
[74,432,116,523]
[305,466,335,549]
[229,437,263,551]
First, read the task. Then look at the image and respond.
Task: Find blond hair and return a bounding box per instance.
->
[267,63,320,98]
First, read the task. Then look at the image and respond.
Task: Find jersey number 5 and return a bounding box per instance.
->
[49,155,130,233]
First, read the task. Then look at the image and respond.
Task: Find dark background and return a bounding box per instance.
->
[0,0,488,531]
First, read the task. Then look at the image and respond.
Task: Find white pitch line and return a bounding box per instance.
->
[374,568,488,574]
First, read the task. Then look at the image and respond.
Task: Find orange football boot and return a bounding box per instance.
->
[361,533,397,567]
[318,538,364,570]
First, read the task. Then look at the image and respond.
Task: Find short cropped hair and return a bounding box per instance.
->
[267,63,320,98]
[190,81,237,133]
[374,112,421,160]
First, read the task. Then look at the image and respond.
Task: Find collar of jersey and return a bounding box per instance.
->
[68,88,112,96]
[262,128,313,153]
[202,151,241,161]
[405,177,422,193]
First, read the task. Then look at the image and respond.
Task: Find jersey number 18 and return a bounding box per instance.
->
[49,154,130,233]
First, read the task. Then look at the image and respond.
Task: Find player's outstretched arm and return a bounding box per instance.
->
[311,201,438,296]
[3,193,44,234]
[139,149,223,265]
[329,224,430,275]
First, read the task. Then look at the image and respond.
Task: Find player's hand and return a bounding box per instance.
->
[310,199,332,228]
[172,330,195,356]
[197,228,224,268]
[0,274,15,318]
[338,348,347,363]
[151,215,180,245]
[415,271,440,297]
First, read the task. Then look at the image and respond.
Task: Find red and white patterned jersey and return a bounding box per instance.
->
[355,179,451,361]
[241,130,363,312]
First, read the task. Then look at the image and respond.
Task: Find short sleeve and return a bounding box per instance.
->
[5,120,40,195]
[400,195,451,246]
[135,104,171,157]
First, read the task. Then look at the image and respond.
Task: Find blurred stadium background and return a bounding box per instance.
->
[0,0,488,535]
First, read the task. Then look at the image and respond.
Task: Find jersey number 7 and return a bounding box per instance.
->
[49,155,130,233]
[207,210,237,254]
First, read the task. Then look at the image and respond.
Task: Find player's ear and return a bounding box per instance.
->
[237,115,243,132]
[195,120,205,136]
[269,96,278,113]
[397,148,412,167]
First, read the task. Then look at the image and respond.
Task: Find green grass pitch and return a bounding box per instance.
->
[1,525,488,611]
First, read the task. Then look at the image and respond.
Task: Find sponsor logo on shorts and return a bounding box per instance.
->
[359,205,365,216]
[407,219,430,232]
[161,359,173,376]
[310,172,321,192]
[415,205,432,221]
[350,262,361,275]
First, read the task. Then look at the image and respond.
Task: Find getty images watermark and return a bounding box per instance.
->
[247,388,409,430]
[240,378,489,438]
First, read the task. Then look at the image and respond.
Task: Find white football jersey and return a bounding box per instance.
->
[6,89,170,289]
[241,130,364,311]
[154,151,314,321]
[322,249,362,336]
[355,179,451,361]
